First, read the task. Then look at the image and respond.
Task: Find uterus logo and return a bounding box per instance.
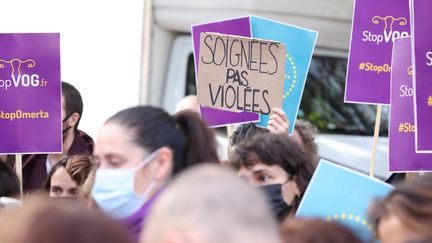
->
[372,16,407,32]
[0,58,36,77]
[362,16,409,45]
[0,58,45,90]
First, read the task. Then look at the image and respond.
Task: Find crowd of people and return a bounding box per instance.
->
[1,83,431,243]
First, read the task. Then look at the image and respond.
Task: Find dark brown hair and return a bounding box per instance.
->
[294,119,319,164]
[368,176,432,237]
[62,81,83,132]
[107,106,219,175]
[230,133,314,203]
[43,158,68,192]
[281,218,361,243]
[0,197,130,243]
[229,123,269,147]
[0,161,19,198]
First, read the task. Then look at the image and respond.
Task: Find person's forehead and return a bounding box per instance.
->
[94,123,146,159]
[249,163,275,173]
[51,167,77,188]
[97,123,135,145]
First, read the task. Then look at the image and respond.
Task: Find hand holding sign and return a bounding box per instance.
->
[267,108,289,134]
[197,32,285,115]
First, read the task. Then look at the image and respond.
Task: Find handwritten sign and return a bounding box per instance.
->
[0,33,61,154]
[197,32,285,115]
[389,37,432,171]
[345,0,410,105]
[296,160,392,242]
[192,17,260,127]
[411,0,432,153]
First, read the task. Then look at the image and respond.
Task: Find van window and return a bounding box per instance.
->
[300,56,388,136]
[185,53,197,96]
[185,53,388,136]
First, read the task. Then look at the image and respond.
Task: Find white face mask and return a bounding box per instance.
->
[91,150,159,219]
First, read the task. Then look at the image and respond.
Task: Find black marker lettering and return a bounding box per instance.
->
[201,34,214,65]
[259,42,268,74]
[268,43,279,75]
[249,40,258,71]
[225,85,236,108]
[244,87,252,112]
[209,83,223,106]
[260,90,271,115]
[229,39,241,67]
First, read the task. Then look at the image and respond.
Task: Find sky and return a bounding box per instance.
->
[0,0,145,139]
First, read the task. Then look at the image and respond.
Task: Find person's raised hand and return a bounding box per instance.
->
[267,108,289,134]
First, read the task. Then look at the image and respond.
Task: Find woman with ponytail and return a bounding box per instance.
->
[91,106,219,242]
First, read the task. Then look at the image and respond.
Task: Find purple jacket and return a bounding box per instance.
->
[21,130,94,192]
[121,190,163,243]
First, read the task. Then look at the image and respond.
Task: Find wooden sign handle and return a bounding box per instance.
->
[15,154,23,198]
[227,125,234,141]
[370,105,383,178]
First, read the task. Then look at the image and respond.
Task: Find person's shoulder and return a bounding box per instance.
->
[71,130,94,154]
[77,130,94,142]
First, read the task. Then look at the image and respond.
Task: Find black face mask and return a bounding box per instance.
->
[261,184,292,222]
[62,113,73,135]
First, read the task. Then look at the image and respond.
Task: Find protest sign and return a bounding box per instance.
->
[296,160,392,242]
[192,17,260,127]
[197,32,285,115]
[345,0,410,105]
[250,16,318,134]
[411,0,432,153]
[389,37,432,171]
[0,33,62,154]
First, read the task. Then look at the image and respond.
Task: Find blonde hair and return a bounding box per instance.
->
[66,154,95,201]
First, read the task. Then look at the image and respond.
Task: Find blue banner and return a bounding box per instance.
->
[251,16,318,134]
[296,160,392,241]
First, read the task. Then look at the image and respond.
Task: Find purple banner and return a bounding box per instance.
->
[0,33,62,154]
[192,17,260,127]
[345,0,410,105]
[412,0,432,153]
[389,37,432,172]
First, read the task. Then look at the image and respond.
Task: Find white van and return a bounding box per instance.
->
[140,0,391,179]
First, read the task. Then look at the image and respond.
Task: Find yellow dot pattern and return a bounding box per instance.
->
[341,213,347,220]
[283,52,298,99]
[325,212,372,231]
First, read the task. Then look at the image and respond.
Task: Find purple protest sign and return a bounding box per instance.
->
[389,37,432,172]
[0,34,61,154]
[411,0,432,153]
[345,0,410,105]
[192,17,260,127]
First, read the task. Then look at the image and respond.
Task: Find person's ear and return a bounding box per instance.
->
[153,147,173,180]
[291,178,301,198]
[68,112,80,127]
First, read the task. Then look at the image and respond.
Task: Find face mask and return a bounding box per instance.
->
[260,184,292,222]
[91,150,159,219]
[62,113,73,135]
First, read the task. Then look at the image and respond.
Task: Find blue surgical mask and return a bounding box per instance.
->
[91,150,159,219]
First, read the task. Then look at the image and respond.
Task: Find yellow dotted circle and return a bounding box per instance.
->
[284,52,298,99]
[326,212,372,232]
